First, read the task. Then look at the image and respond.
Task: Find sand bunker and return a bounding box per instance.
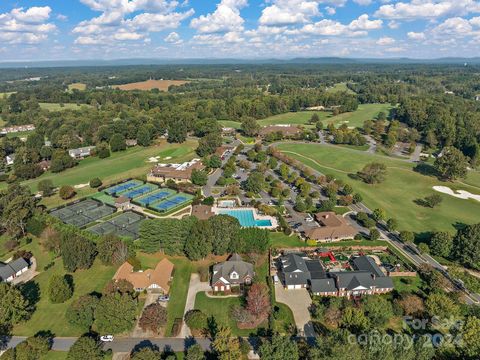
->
[433,186,480,202]
[74,183,89,189]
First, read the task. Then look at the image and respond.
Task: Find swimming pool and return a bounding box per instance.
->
[218,209,273,227]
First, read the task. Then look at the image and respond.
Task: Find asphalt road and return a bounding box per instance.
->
[2,336,212,353]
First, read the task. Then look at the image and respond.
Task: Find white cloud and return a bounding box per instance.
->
[349,14,383,30]
[376,36,395,45]
[74,0,194,45]
[0,6,56,44]
[407,31,426,40]
[190,0,247,33]
[291,14,382,37]
[353,0,372,5]
[375,1,480,20]
[259,0,321,26]
[165,31,183,44]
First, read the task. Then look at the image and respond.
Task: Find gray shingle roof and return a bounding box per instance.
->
[211,254,254,286]
[0,258,28,281]
[352,256,385,277]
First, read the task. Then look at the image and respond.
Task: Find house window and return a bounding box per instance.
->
[230,271,239,280]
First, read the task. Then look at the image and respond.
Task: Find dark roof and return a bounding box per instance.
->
[0,258,28,281]
[330,271,393,291]
[212,254,255,286]
[310,278,337,293]
[352,256,385,277]
[305,260,326,280]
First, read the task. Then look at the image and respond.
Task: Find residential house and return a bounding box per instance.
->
[0,124,35,135]
[305,212,358,242]
[211,254,255,292]
[259,125,301,138]
[222,127,236,136]
[113,258,174,293]
[5,154,15,166]
[68,146,96,159]
[0,258,29,282]
[279,253,394,297]
[126,139,138,147]
[147,159,205,184]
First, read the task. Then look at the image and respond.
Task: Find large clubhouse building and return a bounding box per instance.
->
[278,253,394,297]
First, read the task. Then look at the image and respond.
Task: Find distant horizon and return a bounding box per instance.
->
[1,1,480,62]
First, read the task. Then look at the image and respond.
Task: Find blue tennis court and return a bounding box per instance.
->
[135,190,173,206]
[151,195,191,212]
[104,180,142,195]
[120,184,157,199]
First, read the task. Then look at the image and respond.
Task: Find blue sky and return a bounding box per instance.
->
[1,0,480,61]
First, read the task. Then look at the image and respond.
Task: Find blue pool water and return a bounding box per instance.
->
[218,209,272,227]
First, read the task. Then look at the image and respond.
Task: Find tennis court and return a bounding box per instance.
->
[134,189,174,206]
[88,211,145,239]
[104,180,143,195]
[119,183,158,199]
[50,199,116,228]
[150,194,192,212]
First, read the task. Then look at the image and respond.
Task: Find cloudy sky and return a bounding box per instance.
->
[1,0,480,61]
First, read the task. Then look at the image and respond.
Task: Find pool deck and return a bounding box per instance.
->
[212,206,278,229]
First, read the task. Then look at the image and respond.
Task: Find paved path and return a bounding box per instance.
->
[274,284,316,338]
[178,274,210,338]
[410,143,423,162]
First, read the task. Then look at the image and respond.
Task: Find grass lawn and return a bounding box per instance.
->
[6,130,34,139]
[13,246,116,336]
[325,103,394,129]
[194,292,267,336]
[276,142,480,233]
[14,140,196,208]
[0,91,16,98]
[41,351,68,360]
[39,103,92,111]
[392,276,423,293]
[336,143,369,151]
[218,120,241,129]
[258,111,331,127]
[270,232,305,248]
[237,134,256,144]
[326,82,356,94]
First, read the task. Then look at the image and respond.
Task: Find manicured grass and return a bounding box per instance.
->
[237,134,256,144]
[271,303,295,335]
[13,247,116,336]
[326,82,356,94]
[258,111,331,127]
[39,103,92,111]
[336,143,369,151]
[392,276,423,293]
[6,130,34,139]
[41,351,68,360]
[333,206,351,215]
[270,232,305,248]
[325,103,394,129]
[0,91,16,98]
[16,140,196,208]
[194,292,266,336]
[276,143,480,233]
[218,120,241,129]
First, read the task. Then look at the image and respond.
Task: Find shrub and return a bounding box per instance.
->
[48,274,73,303]
[89,178,102,188]
[184,310,208,330]
[306,239,317,246]
[59,185,76,200]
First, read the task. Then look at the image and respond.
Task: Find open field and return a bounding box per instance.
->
[218,120,242,129]
[0,91,16,98]
[14,140,196,208]
[67,83,87,91]
[6,130,34,139]
[113,79,189,91]
[325,103,394,129]
[276,143,480,233]
[13,243,116,336]
[326,82,356,94]
[39,103,92,111]
[258,111,331,127]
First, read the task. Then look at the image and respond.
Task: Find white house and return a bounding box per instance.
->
[68,146,96,159]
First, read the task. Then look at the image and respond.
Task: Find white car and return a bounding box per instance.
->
[100,335,114,342]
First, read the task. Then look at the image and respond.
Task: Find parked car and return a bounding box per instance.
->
[100,335,114,342]
[157,295,170,302]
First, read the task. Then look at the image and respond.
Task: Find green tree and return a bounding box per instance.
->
[11,335,51,360]
[136,126,152,147]
[130,348,161,360]
[139,303,167,334]
[208,215,241,255]
[0,282,30,328]
[258,334,299,360]
[341,306,369,334]
[363,296,393,327]
[38,179,55,197]
[184,310,208,331]
[184,220,213,260]
[48,274,73,303]
[109,133,127,152]
[357,162,387,184]
[208,154,222,169]
[66,294,99,331]
[452,223,480,270]
[191,169,208,186]
[185,344,206,360]
[240,117,260,137]
[67,336,104,360]
[459,316,480,358]
[400,231,415,243]
[434,146,469,180]
[425,292,459,319]
[429,232,453,257]
[96,143,110,159]
[196,133,222,157]
[369,228,380,241]
[212,326,242,360]
[243,171,265,194]
[89,178,102,188]
[95,293,137,334]
[423,194,443,208]
[0,184,36,238]
[59,185,76,200]
[386,218,398,232]
[372,208,386,222]
[60,235,97,272]
[97,234,130,265]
